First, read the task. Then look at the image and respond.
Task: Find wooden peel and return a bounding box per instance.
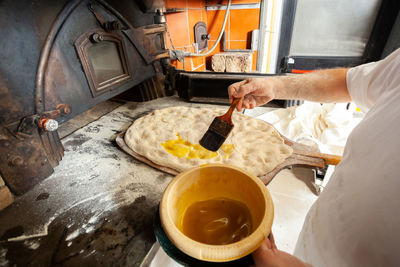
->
[282,136,342,165]
[295,150,341,165]
[116,128,342,185]
[258,131,342,184]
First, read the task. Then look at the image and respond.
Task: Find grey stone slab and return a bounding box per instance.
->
[0,96,229,266]
[58,100,123,138]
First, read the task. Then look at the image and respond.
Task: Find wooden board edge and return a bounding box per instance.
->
[116,132,179,176]
[116,131,326,186]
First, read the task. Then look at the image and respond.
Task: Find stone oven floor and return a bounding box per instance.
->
[0,96,318,266]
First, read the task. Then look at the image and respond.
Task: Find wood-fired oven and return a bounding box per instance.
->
[0,0,170,195]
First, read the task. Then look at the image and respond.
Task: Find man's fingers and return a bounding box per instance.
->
[228,80,247,103]
[241,95,256,110]
[249,97,256,109]
[252,241,275,267]
[235,98,244,112]
[269,232,277,249]
[236,102,243,112]
[228,79,262,111]
[229,79,257,98]
[235,82,256,99]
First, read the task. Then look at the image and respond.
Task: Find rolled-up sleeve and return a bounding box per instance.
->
[346,48,400,113]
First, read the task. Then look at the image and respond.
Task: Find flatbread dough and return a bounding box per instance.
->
[124,106,293,177]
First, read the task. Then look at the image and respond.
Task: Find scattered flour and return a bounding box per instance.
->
[88,215,100,224]
[0,248,8,266]
[66,229,81,242]
[85,226,95,234]
[85,250,96,257]
[23,240,40,250]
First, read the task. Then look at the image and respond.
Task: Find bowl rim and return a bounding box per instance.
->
[159,163,274,262]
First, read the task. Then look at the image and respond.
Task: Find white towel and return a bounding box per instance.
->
[255,102,363,155]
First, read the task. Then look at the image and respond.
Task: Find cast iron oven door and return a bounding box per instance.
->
[75,29,132,97]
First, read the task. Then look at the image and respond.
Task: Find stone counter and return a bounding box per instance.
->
[0,96,226,266]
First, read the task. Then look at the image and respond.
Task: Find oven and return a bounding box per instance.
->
[0,0,170,196]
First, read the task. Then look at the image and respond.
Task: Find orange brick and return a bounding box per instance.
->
[229,9,260,40]
[188,10,204,44]
[207,10,229,42]
[187,0,203,8]
[252,50,258,70]
[202,9,208,23]
[166,12,190,47]
[206,0,260,5]
[166,0,187,8]
[190,56,205,71]
[229,40,247,49]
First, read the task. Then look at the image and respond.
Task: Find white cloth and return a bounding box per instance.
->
[294,48,400,267]
[257,101,362,155]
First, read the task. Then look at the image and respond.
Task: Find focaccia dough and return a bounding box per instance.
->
[124,106,293,177]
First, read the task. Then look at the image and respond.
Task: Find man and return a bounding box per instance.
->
[228,48,400,267]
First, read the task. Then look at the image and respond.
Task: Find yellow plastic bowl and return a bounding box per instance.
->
[159,164,274,262]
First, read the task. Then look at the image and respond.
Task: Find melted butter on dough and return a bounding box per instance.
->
[161,133,234,160]
[220,144,234,159]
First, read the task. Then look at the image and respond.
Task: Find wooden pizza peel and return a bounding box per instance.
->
[116,126,341,185]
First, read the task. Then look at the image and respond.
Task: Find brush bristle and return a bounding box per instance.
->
[199,130,226,151]
[199,117,234,151]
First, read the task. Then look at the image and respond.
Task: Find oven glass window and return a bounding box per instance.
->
[88,41,125,85]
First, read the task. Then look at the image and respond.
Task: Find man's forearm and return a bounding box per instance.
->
[273,68,351,103]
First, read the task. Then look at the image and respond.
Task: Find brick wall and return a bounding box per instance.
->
[165,0,261,71]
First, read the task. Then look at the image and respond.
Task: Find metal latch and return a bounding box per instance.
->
[194,22,210,52]
[88,2,121,32]
[17,104,71,136]
[312,165,335,195]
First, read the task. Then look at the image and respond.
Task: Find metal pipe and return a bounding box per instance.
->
[34,0,83,114]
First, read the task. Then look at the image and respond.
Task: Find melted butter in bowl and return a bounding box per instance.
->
[181,198,252,245]
[161,133,234,159]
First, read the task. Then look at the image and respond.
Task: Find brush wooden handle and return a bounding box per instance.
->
[220,97,242,124]
[317,153,342,165]
[295,151,342,165]
[282,135,342,166]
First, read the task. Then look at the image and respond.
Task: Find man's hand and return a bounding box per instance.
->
[228,78,275,112]
[252,233,312,267]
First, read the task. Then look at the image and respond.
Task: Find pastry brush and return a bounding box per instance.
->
[199,97,242,151]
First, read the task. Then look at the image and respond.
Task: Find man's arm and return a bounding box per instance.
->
[228,68,350,111]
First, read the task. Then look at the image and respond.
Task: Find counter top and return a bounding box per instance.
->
[0,96,318,266]
[0,96,238,266]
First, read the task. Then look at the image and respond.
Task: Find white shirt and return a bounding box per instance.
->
[294,48,400,267]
